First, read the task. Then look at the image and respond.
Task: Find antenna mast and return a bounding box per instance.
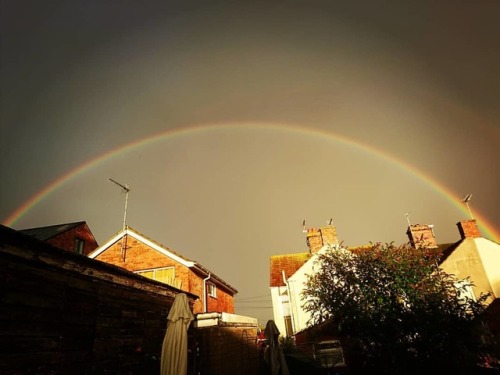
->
[462,194,474,219]
[405,212,412,226]
[109,178,130,260]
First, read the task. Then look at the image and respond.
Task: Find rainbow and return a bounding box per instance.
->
[3,122,498,241]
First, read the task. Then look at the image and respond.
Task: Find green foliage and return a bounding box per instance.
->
[302,242,491,375]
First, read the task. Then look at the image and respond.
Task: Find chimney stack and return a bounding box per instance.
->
[457,219,481,239]
[406,224,438,249]
[306,225,338,254]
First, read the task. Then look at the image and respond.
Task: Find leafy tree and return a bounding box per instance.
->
[302,242,491,375]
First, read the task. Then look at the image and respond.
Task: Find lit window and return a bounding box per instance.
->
[207,282,217,298]
[136,267,178,287]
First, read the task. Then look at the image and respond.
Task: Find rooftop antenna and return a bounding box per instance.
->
[462,193,474,219]
[109,178,130,259]
[405,212,412,226]
[328,218,333,226]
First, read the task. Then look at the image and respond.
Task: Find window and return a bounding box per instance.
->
[74,238,85,254]
[280,293,291,316]
[284,316,293,337]
[136,267,179,287]
[280,292,293,336]
[207,282,217,298]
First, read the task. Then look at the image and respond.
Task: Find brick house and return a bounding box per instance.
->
[88,226,238,315]
[20,221,99,256]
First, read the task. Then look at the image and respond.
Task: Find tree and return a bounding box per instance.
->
[302,242,491,375]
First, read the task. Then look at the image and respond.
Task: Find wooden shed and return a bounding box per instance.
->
[0,224,197,374]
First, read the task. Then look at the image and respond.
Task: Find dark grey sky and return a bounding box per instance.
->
[1,0,499,324]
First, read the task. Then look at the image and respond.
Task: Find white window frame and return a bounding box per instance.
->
[207,282,217,298]
[135,267,175,285]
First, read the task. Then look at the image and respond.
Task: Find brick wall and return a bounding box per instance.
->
[193,326,259,375]
[306,225,338,254]
[46,223,98,255]
[406,224,438,249]
[457,219,481,239]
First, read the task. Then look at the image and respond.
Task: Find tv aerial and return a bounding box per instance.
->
[462,193,474,219]
[109,178,130,260]
[109,178,130,231]
[405,212,412,226]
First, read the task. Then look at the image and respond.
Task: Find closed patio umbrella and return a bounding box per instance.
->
[160,293,194,375]
[264,320,289,375]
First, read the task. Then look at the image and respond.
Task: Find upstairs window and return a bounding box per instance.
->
[207,282,217,298]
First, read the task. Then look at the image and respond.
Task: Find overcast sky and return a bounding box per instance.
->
[1,0,499,325]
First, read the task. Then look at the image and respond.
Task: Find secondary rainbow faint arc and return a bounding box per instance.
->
[4,122,498,242]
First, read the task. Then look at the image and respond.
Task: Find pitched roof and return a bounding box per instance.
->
[270,252,310,287]
[269,241,459,289]
[89,226,238,294]
[20,221,88,241]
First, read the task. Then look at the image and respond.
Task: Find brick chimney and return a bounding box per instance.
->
[457,219,481,239]
[306,225,338,254]
[406,224,438,249]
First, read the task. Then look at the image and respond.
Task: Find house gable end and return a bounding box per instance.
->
[88,227,194,267]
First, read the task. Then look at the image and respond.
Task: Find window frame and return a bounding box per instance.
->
[207,281,217,298]
[135,267,175,285]
[74,238,85,254]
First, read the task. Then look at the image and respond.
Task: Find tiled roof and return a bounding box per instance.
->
[270,252,310,287]
[20,221,86,241]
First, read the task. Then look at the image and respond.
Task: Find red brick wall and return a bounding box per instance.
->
[47,224,98,255]
[406,224,438,249]
[457,219,481,239]
[206,285,235,314]
[95,235,235,314]
[306,225,338,254]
